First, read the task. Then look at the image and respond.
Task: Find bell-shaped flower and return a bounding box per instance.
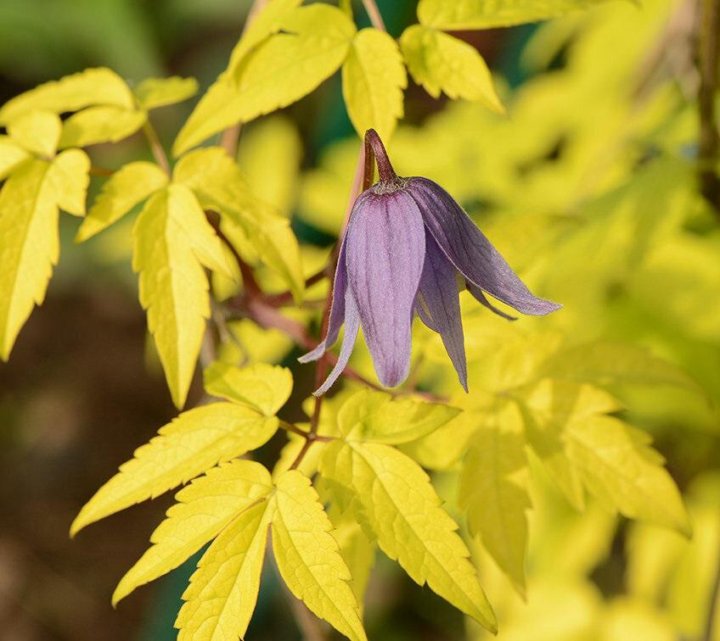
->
[300,129,560,395]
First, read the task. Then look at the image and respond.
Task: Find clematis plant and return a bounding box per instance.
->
[301,129,561,395]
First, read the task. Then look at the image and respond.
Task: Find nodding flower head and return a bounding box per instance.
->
[300,129,561,395]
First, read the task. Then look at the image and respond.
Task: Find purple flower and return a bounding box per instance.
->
[301,130,560,395]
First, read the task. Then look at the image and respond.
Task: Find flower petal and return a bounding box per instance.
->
[417,233,468,391]
[466,282,517,321]
[345,188,425,387]
[313,289,360,396]
[298,238,348,364]
[408,177,561,316]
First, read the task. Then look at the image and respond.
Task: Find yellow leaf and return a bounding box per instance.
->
[237,116,302,217]
[400,25,503,113]
[76,161,168,241]
[48,148,90,217]
[320,441,497,632]
[59,106,146,149]
[459,402,530,595]
[173,4,355,155]
[7,110,62,157]
[337,388,461,444]
[114,460,272,604]
[133,76,199,111]
[342,28,406,141]
[0,136,31,180]
[70,402,277,534]
[272,470,367,641]
[520,380,691,534]
[177,498,273,641]
[228,0,304,68]
[203,361,293,416]
[175,147,304,301]
[132,184,232,407]
[417,0,613,29]
[0,67,134,124]
[0,159,58,359]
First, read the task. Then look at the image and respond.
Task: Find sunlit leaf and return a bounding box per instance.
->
[272,470,367,641]
[114,460,273,604]
[336,389,461,444]
[48,148,90,216]
[173,4,355,155]
[76,161,168,241]
[417,0,614,30]
[320,440,497,632]
[7,110,62,157]
[400,25,503,113]
[71,403,277,534]
[342,28,406,141]
[203,361,293,416]
[177,498,273,641]
[132,184,232,407]
[175,147,303,301]
[0,67,134,124]
[58,106,146,148]
[0,136,30,180]
[134,76,199,111]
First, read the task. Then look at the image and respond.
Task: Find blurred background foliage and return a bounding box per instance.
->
[1,0,719,640]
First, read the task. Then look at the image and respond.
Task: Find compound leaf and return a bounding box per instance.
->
[0,136,30,180]
[48,148,90,216]
[114,460,273,604]
[71,402,277,534]
[204,361,293,416]
[400,25,503,113]
[76,161,168,241]
[342,28,406,141]
[272,470,367,641]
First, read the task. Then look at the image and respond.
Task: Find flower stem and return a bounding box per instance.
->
[364,128,397,183]
[142,119,171,176]
[361,0,387,32]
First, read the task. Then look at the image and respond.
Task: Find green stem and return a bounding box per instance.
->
[142,119,171,176]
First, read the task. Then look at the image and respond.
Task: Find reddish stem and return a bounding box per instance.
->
[364,128,398,183]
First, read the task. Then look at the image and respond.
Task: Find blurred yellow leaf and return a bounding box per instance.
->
[132,184,232,407]
[114,460,272,604]
[7,110,62,157]
[459,402,530,595]
[0,67,134,124]
[417,0,614,29]
[173,4,355,155]
[58,106,146,148]
[134,76,198,111]
[342,28,406,141]
[76,161,168,241]
[400,25,503,113]
[71,403,278,534]
[0,136,30,180]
